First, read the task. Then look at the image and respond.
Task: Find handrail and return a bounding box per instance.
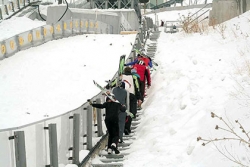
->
[150,0,179,10]
[188,8,210,26]
[189,3,211,18]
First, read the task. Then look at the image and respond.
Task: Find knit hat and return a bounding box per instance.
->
[124,67,131,73]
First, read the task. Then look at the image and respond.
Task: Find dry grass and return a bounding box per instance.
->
[197,112,250,167]
[179,13,210,34]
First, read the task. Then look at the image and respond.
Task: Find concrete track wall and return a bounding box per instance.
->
[46,7,140,34]
[209,0,250,25]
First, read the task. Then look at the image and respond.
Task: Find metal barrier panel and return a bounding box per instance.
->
[43,24,54,43]
[94,21,101,34]
[72,19,81,34]
[0,41,6,60]
[81,104,88,150]
[103,23,110,34]
[97,21,103,34]
[18,30,33,51]
[15,125,42,167]
[53,22,63,39]
[20,0,25,7]
[88,20,96,34]
[58,113,71,165]
[32,27,44,47]
[5,36,18,58]
[0,6,3,20]
[80,19,89,33]
[72,106,85,151]
[16,0,20,9]
[45,114,70,166]
[63,20,73,37]
[107,25,113,34]
[0,131,14,167]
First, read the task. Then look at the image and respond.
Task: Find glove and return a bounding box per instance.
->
[87,99,92,105]
[126,110,134,118]
[147,84,151,89]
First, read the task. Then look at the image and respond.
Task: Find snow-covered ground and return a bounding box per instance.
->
[1,2,250,166]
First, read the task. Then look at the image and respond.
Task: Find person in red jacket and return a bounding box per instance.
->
[132,60,151,109]
[125,53,153,69]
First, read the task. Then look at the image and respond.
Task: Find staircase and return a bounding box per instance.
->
[90,114,142,167]
[89,30,161,167]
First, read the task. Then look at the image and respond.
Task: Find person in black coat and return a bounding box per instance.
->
[88,95,126,154]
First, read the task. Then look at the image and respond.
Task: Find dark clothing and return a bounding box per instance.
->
[112,87,127,105]
[105,119,119,149]
[92,101,126,149]
[139,80,146,102]
[92,102,126,121]
[112,87,128,141]
[125,93,137,133]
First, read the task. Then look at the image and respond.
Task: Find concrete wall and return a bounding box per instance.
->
[46,6,73,24]
[71,9,121,33]
[111,10,140,31]
[46,7,140,34]
[209,0,250,25]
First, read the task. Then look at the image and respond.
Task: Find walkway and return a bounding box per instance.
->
[89,30,160,167]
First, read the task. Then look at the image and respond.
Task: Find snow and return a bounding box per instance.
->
[1,3,250,167]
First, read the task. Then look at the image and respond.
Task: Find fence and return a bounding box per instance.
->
[0,91,108,167]
[0,18,113,60]
[0,16,152,167]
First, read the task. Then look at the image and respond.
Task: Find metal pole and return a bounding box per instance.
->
[87,105,93,150]
[96,98,103,137]
[73,114,80,165]
[48,124,59,167]
[14,131,27,167]
[105,0,108,9]
[118,0,121,9]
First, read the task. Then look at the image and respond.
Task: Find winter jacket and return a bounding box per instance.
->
[92,102,126,121]
[133,64,151,86]
[122,72,141,100]
[112,87,127,106]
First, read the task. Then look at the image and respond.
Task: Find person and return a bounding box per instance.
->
[173,24,177,33]
[160,20,164,27]
[132,60,151,109]
[131,68,143,108]
[87,93,126,154]
[104,67,141,135]
[125,52,153,69]
[112,81,128,143]
[122,67,141,135]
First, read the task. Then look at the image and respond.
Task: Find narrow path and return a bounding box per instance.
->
[90,31,160,167]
